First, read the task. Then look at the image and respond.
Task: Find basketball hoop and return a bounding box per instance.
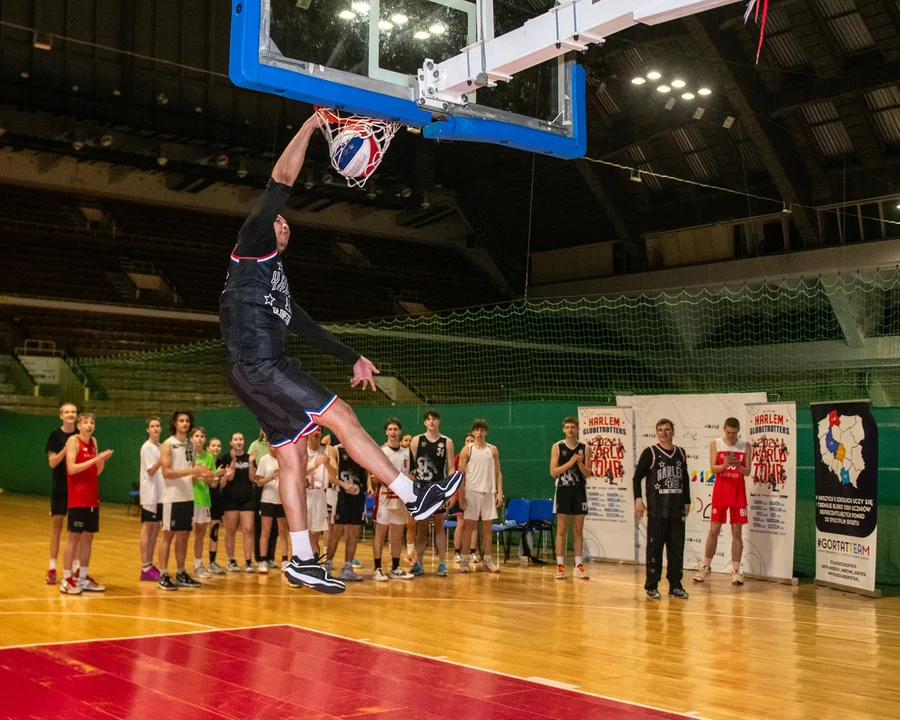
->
[315,107,401,188]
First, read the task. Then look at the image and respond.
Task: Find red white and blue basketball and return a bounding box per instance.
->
[330,129,380,179]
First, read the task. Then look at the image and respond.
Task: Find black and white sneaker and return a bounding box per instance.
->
[646,588,661,599]
[157,574,178,591]
[175,571,203,588]
[284,556,346,595]
[669,586,689,599]
[406,471,463,521]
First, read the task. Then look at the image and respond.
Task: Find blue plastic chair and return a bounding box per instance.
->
[362,495,376,540]
[529,498,555,559]
[127,484,140,516]
[500,499,532,562]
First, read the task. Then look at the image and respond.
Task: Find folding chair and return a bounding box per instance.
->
[528,499,555,560]
[501,499,532,562]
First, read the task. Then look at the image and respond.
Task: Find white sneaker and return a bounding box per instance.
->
[573,564,589,579]
[244,563,256,574]
[453,552,462,563]
[194,566,211,579]
[481,560,500,574]
[694,566,712,583]
[258,563,268,575]
[389,567,414,580]
[280,560,289,572]
[78,575,106,592]
[459,558,471,574]
[555,564,565,579]
[373,567,389,582]
[732,571,744,585]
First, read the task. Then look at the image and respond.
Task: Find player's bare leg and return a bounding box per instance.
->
[731,524,744,584]
[694,521,722,582]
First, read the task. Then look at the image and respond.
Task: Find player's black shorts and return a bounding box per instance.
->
[333,490,366,526]
[141,503,163,523]
[223,499,255,513]
[259,502,285,519]
[210,492,224,521]
[162,501,193,532]
[50,493,68,517]
[555,483,588,516]
[226,357,337,448]
[68,507,99,533]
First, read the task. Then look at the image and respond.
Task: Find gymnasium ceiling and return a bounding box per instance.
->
[2,0,900,289]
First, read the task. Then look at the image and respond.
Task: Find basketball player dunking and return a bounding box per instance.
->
[695,417,753,586]
[219,114,460,594]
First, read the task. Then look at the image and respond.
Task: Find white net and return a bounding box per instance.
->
[315,107,401,188]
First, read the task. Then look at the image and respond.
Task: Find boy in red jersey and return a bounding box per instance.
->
[60,413,113,595]
[695,417,753,586]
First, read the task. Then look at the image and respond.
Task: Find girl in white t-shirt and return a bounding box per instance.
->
[255,453,288,573]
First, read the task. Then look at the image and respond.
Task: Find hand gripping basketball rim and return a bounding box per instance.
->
[315,107,401,189]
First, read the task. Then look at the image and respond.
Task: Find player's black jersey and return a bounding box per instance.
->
[556,441,586,487]
[415,434,448,483]
[336,444,365,493]
[633,444,691,517]
[220,178,360,365]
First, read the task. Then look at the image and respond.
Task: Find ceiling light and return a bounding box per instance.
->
[156,92,169,105]
[631,77,646,85]
[647,71,661,80]
[681,92,695,100]
[236,168,248,179]
[157,156,168,167]
[429,24,446,34]
[664,98,676,110]
[722,116,735,129]
[33,33,53,51]
[100,134,113,147]
[391,13,408,24]
[20,71,30,79]
[698,87,712,96]
[322,173,335,185]
[657,85,671,93]
[378,20,393,30]
[195,105,203,113]
[71,84,80,92]
[630,169,642,183]
[71,140,84,151]
[671,79,685,88]
[351,1,369,12]
[414,30,430,39]
[216,154,229,168]
[339,10,356,20]
[693,107,705,120]
[401,187,412,198]
[112,88,121,96]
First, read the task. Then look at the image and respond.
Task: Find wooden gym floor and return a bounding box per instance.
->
[1,493,897,720]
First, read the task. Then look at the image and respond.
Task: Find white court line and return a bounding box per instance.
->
[0,610,218,630]
[526,676,580,690]
[1,592,895,636]
[0,622,285,650]
[285,623,699,718]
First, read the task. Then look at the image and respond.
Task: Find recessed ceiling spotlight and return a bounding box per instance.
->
[657,85,671,93]
[671,79,686,88]
[698,87,712,96]
[647,71,661,80]
[339,10,356,20]
[414,30,430,39]
[631,77,646,85]
[391,13,408,24]
[429,24,446,34]
[378,20,393,30]
[351,2,369,12]
[681,92,695,100]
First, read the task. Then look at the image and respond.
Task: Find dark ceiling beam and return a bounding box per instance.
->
[769,59,900,117]
[683,14,821,247]
[854,0,900,62]
[786,0,885,170]
[593,106,716,160]
[812,164,900,204]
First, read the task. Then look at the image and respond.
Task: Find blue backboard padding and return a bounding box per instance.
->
[422,64,587,159]
[230,1,586,158]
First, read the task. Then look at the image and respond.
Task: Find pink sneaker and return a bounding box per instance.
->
[140,566,161,582]
[46,569,57,585]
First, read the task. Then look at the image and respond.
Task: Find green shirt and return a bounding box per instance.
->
[249,439,270,461]
[193,451,215,508]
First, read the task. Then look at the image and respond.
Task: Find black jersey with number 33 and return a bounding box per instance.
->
[415,435,448,483]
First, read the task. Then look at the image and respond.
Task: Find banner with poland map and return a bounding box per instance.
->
[578,406,635,562]
[811,401,879,597]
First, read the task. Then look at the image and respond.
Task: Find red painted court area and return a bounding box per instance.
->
[1,625,686,719]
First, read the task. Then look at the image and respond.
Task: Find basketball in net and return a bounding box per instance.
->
[315,107,401,188]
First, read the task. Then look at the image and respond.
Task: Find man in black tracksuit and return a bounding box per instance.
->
[633,418,691,600]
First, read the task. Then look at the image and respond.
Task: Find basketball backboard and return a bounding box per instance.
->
[230,0,740,159]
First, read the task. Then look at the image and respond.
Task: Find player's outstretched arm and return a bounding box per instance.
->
[271,114,323,187]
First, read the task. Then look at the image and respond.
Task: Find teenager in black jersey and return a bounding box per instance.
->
[219,114,461,594]
[633,418,691,600]
[45,402,78,585]
[220,432,256,573]
[549,416,591,580]
[409,410,455,577]
[324,438,366,582]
